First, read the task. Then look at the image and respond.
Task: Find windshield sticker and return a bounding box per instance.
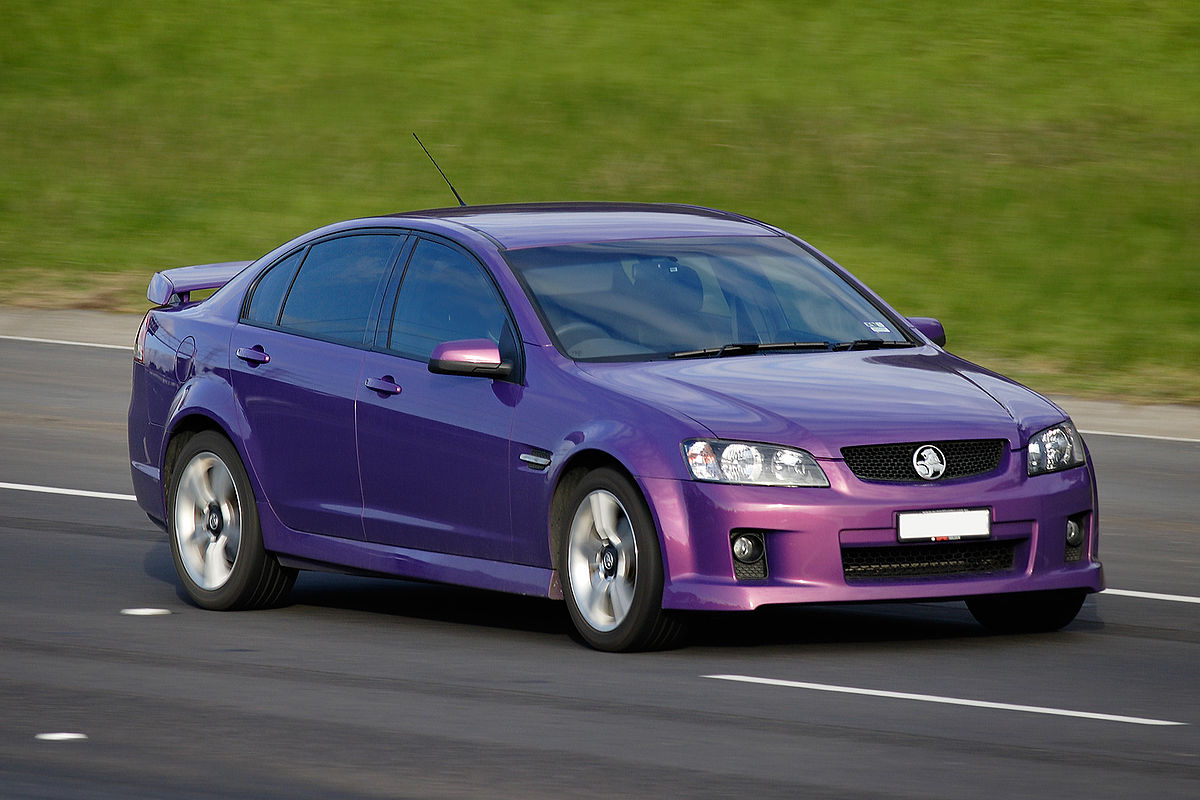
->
[863,321,892,335]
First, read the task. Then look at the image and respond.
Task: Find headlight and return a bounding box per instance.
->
[1027,421,1086,476]
[683,439,829,487]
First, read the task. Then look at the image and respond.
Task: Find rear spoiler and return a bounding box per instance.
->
[147,261,253,306]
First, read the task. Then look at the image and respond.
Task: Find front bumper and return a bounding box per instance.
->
[645,458,1102,612]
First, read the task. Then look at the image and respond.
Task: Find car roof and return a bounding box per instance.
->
[385,202,780,250]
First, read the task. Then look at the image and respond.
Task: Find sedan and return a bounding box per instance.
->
[128,202,1102,651]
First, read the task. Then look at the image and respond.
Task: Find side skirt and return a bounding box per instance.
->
[271,528,557,599]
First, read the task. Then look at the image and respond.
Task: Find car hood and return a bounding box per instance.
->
[577,349,1067,458]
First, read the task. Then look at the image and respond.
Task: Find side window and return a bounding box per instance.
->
[244,249,304,326]
[278,234,400,345]
[388,239,509,361]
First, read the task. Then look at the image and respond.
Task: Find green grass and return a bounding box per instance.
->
[1,0,1197,401]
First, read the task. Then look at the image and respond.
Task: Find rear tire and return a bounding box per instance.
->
[560,468,685,652]
[967,589,1086,633]
[167,431,296,610]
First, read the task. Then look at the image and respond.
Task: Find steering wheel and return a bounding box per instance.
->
[555,321,611,351]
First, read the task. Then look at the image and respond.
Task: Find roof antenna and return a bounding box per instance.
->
[413,133,467,207]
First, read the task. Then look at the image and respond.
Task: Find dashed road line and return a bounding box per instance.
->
[1104,588,1200,605]
[703,674,1186,726]
[0,481,136,502]
[35,732,89,741]
[0,334,132,351]
[121,608,172,616]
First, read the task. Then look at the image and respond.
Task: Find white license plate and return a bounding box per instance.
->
[897,509,991,542]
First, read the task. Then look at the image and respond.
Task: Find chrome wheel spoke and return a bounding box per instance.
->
[204,537,231,588]
[568,488,639,633]
[186,521,210,552]
[179,462,210,510]
[609,574,634,622]
[173,450,242,592]
[180,527,206,575]
[585,580,612,624]
[614,518,635,564]
[587,561,606,592]
[589,491,623,546]
[210,463,234,508]
[222,516,241,560]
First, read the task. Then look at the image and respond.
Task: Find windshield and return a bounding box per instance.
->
[505,236,913,361]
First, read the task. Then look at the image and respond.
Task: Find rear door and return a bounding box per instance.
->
[356,236,520,561]
[231,232,404,539]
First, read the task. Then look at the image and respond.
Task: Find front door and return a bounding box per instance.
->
[356,237,520,561]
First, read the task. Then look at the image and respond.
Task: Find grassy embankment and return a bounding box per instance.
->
[1,1,1196,400]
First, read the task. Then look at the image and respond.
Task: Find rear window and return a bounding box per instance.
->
[244,249,303,326]
[274,234,401,345]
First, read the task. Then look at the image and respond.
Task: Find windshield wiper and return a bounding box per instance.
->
[669,341,830,359]
[757,341,832,352]
[831,339,917,351]
[670,343,758,359]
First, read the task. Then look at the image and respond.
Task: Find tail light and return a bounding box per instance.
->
[134,312,151,364]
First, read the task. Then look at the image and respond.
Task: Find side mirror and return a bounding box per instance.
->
[906,317,947,347]
[428,339,513,379]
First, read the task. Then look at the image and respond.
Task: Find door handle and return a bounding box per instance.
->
[235,346,270,365]
[364,375,402,395]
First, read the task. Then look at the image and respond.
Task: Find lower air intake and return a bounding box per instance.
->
[842,540,1017,583]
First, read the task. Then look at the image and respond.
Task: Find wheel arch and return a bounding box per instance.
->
[162,414,232,499]
[160,376,256,506]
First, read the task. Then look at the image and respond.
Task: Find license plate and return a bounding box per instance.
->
[897,509,991,542]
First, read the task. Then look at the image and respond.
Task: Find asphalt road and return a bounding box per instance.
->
[0,330,1197,799]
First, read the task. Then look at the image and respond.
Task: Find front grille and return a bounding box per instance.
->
[841,439,1005,483]
[842,540,1017,583]
[1065,543,1083,563]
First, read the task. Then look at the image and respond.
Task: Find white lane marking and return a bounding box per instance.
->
[0,334,132,351]
[703,675,1186,727]
[121,608,172,616]
[36,732,89,741]
[1079,428,1200,444]
[0,481,136,502]
[1104,588,1200,605]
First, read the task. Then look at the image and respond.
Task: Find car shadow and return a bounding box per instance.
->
[683,597,1105,649]
[142,541,178,584]
[287,570,574,637]
[685,603,983,648]
[144,549,1104,648]
[287,571,1105,648]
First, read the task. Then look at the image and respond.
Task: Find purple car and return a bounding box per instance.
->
[128,203,1102,651]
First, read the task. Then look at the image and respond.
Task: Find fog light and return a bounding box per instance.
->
[1065,518,1085,548]
[731,533,765,564]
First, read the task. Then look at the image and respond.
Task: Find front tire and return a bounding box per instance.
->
[167,431,296,610]
[560,468,684,651]
[967,589,1086,633]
